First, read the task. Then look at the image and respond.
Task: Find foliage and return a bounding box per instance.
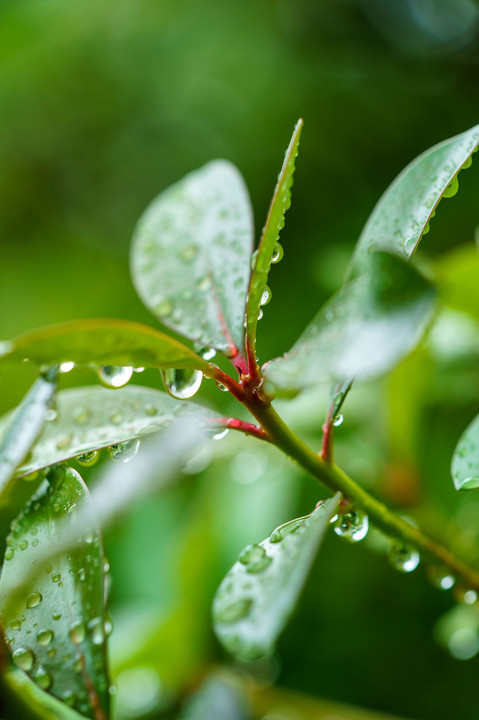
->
[0,119,478,720]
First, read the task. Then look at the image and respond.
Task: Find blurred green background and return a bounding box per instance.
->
[1,1,479,719]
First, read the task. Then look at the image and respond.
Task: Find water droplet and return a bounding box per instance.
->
[45,409,58,422]
[428,566,455,591]
[76,450,100,467]
[52,613,62,621]
[271,242,284,263]
[179,245,198,263]
[108,439,140,464]
[37,630,54,646]
[161,368,203,399]
[32,539,39,547]
[97,365,133,389]
[69,622,86,645]
[334,511,369,543]
[72,406,90,425]
[10,620,21,630]
[196,346,216,362]
[52,574,61,583]
[257,307,264,320]
[388,543,420,573]
[12,648,34,671]
[443,174,459,199]
[110,412,123,425]
[155,298,173,318]
[215,379,228,392]
[56,433,73,451]
[260,285,272,306]
[33,666,52,690]
[209,427,229,441]
[197,275,212,292]
[4,547,14,561]
[19,540,28,551]
[104,616,113,637]
[61,690,76,707]
[214,598,253,624]
[250,250,258,270]
[144,404,158,416]
[22,471,39,482]
[333,414,344,427]
[59,361,75,374]
[269,516,308,543]
[88,617,105,645]
[26,592,42,609]
[238,544,272,573]
[448,627,479,660]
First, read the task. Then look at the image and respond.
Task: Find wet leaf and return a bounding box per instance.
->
[0,468,110,719]
[131,160,253,358]
[245,120,302,358]
[212,495,340,661]
[0,371,57,498]
[451,414,479,491]
[0,386,221,477]
[349,124,479,276]
[0,319,208,373]
[179,673,249,720]
[263,252,437,397]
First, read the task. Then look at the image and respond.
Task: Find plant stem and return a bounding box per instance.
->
[243,398,479,591]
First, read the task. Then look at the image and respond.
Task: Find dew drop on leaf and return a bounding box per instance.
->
[33,666,53,690]
[388,543,420,573]
[69,621,86,645]
[161,367,203,399]
[108,439,140,464]
[213,598,253,624]
[196,346,216,361]
[271,242,284,264]
[334,511,369,543]
[208,427,229,441]
[333,414,344,427]
[260,285,272,306]
[88,617,105,646]
[76,450,100,467]
[37,630,54,646]
[26,592,42,609]
[97,365,134,389]
[428,566,455,591]
[59,361,75,374]
[443,174,459,199]
[238,544,272,574]
[4,547,14,561]
[12,648,35,671]
[269,516,308,543]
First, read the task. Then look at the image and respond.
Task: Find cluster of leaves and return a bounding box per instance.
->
[0,119,478,720]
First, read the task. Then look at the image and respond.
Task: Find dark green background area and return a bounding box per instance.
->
[1,1,479,719]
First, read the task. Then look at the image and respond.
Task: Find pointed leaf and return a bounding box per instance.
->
[263,253,437,397]
[349,125,479,276]
[0,386,221,478]
[245,120,302,357]
[131,160,254,357]
[0,320,208,372]
[0,372,57,498]
[212,495,340,661]
[451,414,479,491]
[0,469,110,719]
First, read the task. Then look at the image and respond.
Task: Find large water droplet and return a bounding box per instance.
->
[12,648,34,671]
[214,598,253,624]
[69,621,86,645]
[334,511,369,543]
[76,450,100,467]
[59,361,75,374]
[88,617,105,646]
[270,516,308,543]
[26,592,43,609]
[389,543,420,573]
[97,365,133,389]
[428,566,455,591]
[33,666,52,690]
[271,242,284,264]
[443,174,459,199]
[37,630,54,646]
[333,414,344,427]
[4,547,14,561]
[196,346,216,362]
[260,285,272,306]
[108,439,140,464]
[238,544,272,573]
[161,368,203,399]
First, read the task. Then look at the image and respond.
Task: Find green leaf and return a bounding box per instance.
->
[245,120,302,359]
[0,319,208,372]
[0,386,221,477]
[212,494,340,661]
[131,160,254,358]
[263,252,437,397]
[0,468,110,719]
[0,372,57,498]
[349,124,479,276]
[451,414,479,491]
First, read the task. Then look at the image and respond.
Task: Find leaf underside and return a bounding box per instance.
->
[0,386,221,478]
[348,124,479,276]
[212,495,340,661]
[451,414,479,491]
[0,319,207,372]
[131,160,254,357]
[0,469,110,719]
[263,252,437,397]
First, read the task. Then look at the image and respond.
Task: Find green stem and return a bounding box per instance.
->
[243,399,479,592]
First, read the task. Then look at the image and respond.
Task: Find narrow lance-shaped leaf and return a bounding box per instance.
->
[0,386,223,478]
[348,124,479,277]
[451,414,479,491]
[245,120,303,361]
[131,161,254,360]
[0,319,209,373]
[0,370,57,498]
[263,252,437,398]
[0,469,110,719]
[212,494,340,661]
